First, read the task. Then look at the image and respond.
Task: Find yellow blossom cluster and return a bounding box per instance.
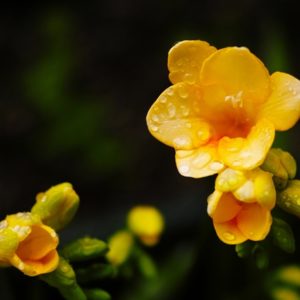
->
[146,40,300,244]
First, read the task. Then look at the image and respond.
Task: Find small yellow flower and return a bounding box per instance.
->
[127,206,164,246]
[147,40,300,178]
[106,230,133,266]
[0,212,59,276]
[207,168,276,244]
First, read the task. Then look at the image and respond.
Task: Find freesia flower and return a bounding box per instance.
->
[146,40,300,177]
[0,212,59,276]
[207,168,276,244]
[127,206,164,246]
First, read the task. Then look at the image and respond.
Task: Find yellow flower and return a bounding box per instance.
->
[127,206,164,246]
[147,40,300,178]
[207,168,276,244]
[106,230,133,266]
[0,212,59,276]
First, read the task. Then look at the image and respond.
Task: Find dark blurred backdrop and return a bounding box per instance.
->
[1,1,300,299]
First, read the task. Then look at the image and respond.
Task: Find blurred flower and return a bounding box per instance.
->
[207,168,276,244]
[31,182,79,231]
[147,40,300,178]
[127,206,164,246]
[0,212,59,276]
[106,230,133,266]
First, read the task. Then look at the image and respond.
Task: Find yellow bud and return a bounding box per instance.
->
[31,182,79,231]
[262,148,297,190]
[127,206,164,246]
[106,230,133,266]
[277,180,300,218]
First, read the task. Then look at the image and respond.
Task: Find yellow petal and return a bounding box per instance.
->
[215,168,247,192]
[209,192,242,223]
[253,169,276,209]
[218,118,275,170]
[200,47,270,105]
[168,40,216,84]
[213,220,247,245]
[175,144,224,178]
[258,72,300,130]
[147,83,214,150]
[233,180,256,203]
[236,203,272,241]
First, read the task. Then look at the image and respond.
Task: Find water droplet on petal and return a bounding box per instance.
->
[178,86,189,99]
[151,125,158,132]
[176,58,184,67]
[160,95,167,103]
[183,73,194,82]
[186,122,192,128]
[180,105,190,116]
[167,88,174,96]
[179,164,190,174]
[192,152,211,167]
[197,130,210,142]
[173,136,191,147]
[167,103,176,118]
[223,232,235,241]
[152,114,160,122]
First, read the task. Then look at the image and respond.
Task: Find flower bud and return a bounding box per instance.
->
[277,180,300,218]
[127,206,164,246]
[61,237,108,262]
[31,182,79,231]
[106,230,133,266]
[262,148,297,190]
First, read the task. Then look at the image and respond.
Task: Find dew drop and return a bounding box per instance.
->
[176,58,184,67]
[167,103,176,118]
[197,130,210,142]
[167,88,174,96]
[183,73,194,82]
[179,164,190,174]
[151,125,158,132]
[223,232,235,241]
[192,152,211,167]
[186,122,192,128]
[181,105,190,116]
[152,114,160,122]
[160,95,167,103]
[179,86,189,99]
[173,136,191,147]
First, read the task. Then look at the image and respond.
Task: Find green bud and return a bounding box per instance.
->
[133,246,157,278]
[235,241,255,258]
[253,244,269,270]
[277,180,300,218]
[271,218,295,254]
[31,182,79,231]
[261,148,297,190]
[84,289,111,300]
[40,257,87,300]
[76,263,117,284]
[61,237,108,262]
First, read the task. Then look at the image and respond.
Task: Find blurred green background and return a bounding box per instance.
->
[1,1,300,299]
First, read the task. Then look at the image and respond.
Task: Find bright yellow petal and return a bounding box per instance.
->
[218,118,275,170]
[213,220,247,245]
[236,203,272,241]
[147,83,214,150]
[168,40,216,84]
[209,192,242,223]
[253,168,276,209]
[175,144,224,178]
[258,72,300,130]
[233,180,256,203]
[200,47,270,105]
[215,168,247,192]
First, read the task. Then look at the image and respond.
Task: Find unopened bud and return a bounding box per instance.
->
[262,148,297,190]
[277,180,300,218]
[31,182,79,231]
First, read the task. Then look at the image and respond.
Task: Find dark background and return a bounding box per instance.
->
[1,1,300,299]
